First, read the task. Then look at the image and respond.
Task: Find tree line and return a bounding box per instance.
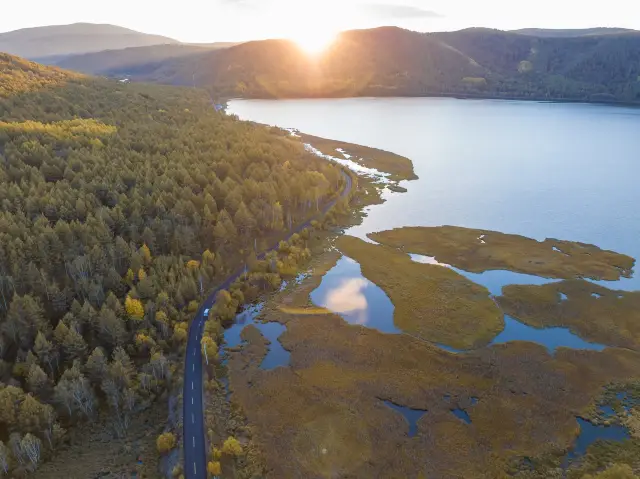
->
[0,56,345,475]
[101,27,640,105]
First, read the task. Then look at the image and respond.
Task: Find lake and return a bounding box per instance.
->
[229,97,640,291]
[227,97,640,471]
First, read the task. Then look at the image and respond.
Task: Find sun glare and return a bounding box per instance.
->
[292,29,338,55]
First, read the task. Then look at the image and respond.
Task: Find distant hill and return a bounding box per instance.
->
[512,27,637,38]
[0,52,80,97]
[54,43,236,76]
[429,28,640,102]
[44,25,640,105]
[104,26,640,104]
[0,23,178,61]
[103,27,487,97]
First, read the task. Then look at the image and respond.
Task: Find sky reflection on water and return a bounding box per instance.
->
[313,253,608,354]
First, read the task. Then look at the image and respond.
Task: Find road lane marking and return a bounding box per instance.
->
[193,364,195,372]
[194,462,196,474]
[193,350,196,356]
[192,397,194,405]
[193,436,195,448]
[192,381,194,390]
[192,413,195,424]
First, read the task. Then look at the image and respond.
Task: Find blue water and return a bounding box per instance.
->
[223,304,291,370]
[310,256,398,333]
[564,418,630,465]
[599,405,616,418]
[383,401,427,437]
[229,97,640,291]
[491,316,606,353]
[228,97,638,463]
[451,408,472,424]
[409,253,560,296]
[313,255,607,353]
[223,304,264,348]
[612,392,637,413]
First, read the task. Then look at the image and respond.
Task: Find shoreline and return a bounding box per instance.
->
[215,124,640,477]
[222,92,640,110]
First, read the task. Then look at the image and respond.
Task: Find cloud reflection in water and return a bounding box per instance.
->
[324,278,370,325]
[311,256,399,334]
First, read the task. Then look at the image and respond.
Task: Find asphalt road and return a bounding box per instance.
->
[183,171,352,478]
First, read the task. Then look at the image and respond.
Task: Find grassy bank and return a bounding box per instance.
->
[370,225,635,281]
[497,280,640,350]
[336,235,503,350]
[299,133,418,182]
[227,290,640,478]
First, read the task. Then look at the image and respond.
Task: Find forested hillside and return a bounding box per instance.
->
[72,26,640,104]
[0,54,343,474]
[512,27,636,37]
[54,44,234,76]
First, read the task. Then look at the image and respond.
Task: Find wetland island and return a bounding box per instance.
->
[216,115,640,479]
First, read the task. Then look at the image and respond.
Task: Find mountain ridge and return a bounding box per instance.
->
[511,27,638,37]
[94,26,638,104]
[54,43,238,75]
[0,22,179,60]
[6,23,640,105]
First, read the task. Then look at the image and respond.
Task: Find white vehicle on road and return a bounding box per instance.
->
[203,308,210,317]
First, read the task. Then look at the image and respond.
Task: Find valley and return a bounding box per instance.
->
[1,17,640,477]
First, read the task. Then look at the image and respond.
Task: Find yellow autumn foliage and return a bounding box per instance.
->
[125,296,145,320]
[222,436,243,456]
[207,461,221,476]
[201,336,218,360]
[156,432,176,454]
[0,119,115,139]
[211,447,222,460]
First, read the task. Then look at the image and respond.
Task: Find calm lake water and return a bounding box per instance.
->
[228,97,639,455]
[229,97,640,291]
[311,252,606,353]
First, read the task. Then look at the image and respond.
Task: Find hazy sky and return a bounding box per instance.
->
[3,0,640,42]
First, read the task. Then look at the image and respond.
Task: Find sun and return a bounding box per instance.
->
[291,29,338,55]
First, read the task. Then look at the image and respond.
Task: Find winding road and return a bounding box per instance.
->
[183,171,352,478]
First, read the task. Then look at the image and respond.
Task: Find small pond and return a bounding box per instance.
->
[563,417,630,466]
[313,254,608,354]
[310,256,398,333]
[382,401,427,437]
[223,304,291,370]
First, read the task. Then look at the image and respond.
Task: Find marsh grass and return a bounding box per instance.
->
[370,226,635,281]
[227,308,640,478]
[497,280,640,350]
[299,133,418,182]
[336,235,503,350]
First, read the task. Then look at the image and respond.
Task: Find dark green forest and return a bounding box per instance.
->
[66,27,640,104]
[0,53,344,474]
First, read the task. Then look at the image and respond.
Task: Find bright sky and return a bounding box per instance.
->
[3,0,640,43]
